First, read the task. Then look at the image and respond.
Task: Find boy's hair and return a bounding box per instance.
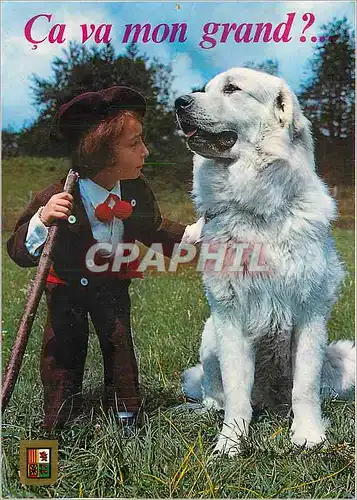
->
[72,110,143,178]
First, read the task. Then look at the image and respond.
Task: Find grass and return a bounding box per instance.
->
[1,157,355,498]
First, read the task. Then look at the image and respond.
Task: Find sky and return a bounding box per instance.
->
[1,0,355,130]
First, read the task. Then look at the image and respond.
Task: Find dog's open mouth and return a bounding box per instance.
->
[179,119,238,152]
[180,120,198,138]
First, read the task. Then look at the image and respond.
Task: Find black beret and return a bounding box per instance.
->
[50,86,146,150]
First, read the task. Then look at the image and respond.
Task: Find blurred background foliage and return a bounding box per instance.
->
[2,18,355,188]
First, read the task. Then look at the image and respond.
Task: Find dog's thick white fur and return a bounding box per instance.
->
[177,68,355,456]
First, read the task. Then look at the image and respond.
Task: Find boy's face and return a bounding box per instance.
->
[114,115,149,180]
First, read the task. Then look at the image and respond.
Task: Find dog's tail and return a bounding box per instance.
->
[321,340,355,398]
[182,364,204,401]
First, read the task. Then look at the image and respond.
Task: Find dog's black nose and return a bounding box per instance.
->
[175,95,194,110]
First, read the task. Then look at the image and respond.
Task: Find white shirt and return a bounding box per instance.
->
[25,178,124,257]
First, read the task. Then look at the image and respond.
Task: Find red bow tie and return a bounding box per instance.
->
[94,194,133,222]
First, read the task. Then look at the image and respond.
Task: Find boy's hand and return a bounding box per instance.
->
[40,192,74,226]
[181,216,205,245]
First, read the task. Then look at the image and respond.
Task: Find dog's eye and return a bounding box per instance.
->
[223,84,242,94]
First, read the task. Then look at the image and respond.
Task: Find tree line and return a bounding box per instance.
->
[2,18,355,186]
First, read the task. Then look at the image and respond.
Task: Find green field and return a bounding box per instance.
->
[2,158,355,498]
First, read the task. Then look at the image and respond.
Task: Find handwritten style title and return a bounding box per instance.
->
[24,12,332,51]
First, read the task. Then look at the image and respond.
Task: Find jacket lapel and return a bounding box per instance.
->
[67,181,94,241]
[121,178,144,239]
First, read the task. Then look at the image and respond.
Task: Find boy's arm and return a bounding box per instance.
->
[7,182,63,267]
[25,211,50,257]
[154,216,187,258]
[7,193,46,267]
[138,176,186,258]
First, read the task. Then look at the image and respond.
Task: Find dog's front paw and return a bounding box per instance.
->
[213,433,241,457]
[291,420,326,448]
[212,422,246,457]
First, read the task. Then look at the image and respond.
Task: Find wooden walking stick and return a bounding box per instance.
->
[2,169,79,413]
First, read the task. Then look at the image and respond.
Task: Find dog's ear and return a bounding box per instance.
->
[274,85,294,128]
[274,85,305,137]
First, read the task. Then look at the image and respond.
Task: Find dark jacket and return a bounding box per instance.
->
[7,174,186,284]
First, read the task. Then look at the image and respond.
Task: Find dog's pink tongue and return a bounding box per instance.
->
[185,129,197,138]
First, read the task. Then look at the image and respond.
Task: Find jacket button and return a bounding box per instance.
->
[80,277,89,286]
[68,215,77,224]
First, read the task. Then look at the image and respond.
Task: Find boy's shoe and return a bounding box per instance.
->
[117,411,137,436]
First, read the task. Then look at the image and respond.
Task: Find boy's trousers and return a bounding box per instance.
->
[41,279,140,429]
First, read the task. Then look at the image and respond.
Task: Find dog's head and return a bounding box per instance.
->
[175,67,310,162]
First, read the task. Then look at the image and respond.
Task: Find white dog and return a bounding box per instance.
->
[176,68,355,456]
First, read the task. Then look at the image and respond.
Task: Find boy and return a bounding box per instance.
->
[7,86,187,430]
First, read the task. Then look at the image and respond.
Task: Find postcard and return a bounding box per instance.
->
[2,1,355,498]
